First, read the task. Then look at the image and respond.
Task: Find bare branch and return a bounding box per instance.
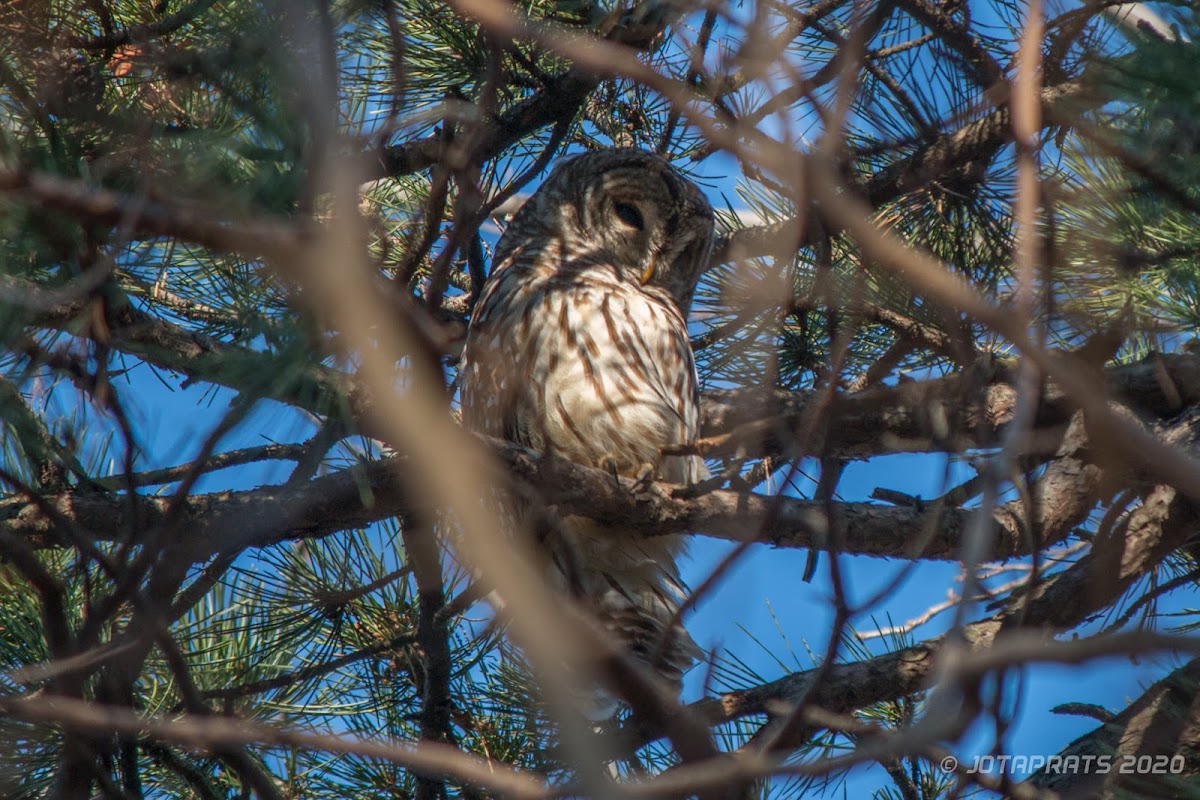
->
[0,694,547,800]
[0,433,1094,564]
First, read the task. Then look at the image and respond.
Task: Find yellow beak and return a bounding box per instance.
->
[639,262,655,285]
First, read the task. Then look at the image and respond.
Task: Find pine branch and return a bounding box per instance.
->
[68,0,220,49]
[0,694,546,800]
[1027,657,1200,793]
[21,265,1200,464]
[374,68,597,182]
[370,0,690,183]
[701,352,1200,460]
[199,631,417,704]
[894,0,1005,91]
[0,164,303,262]
[713,79,1099,267]
[0,416,1093,565]
[92,442,313,489]
[9,351,1200,568]
[403,524,455,800]
[617,428,1200,760]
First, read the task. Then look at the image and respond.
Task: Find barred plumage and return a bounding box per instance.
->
[460,149,714,695]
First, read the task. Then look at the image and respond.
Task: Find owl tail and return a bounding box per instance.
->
[556,520,703,704]
[596,570,702,693]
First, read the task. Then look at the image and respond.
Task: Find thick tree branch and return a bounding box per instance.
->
[701,352,1200,460]
[0,456,413,559]
[0,422,1096,566]
[0,694,545,800]
[653,413,1200,753]
[0,164,303,262]
[1026,657,1200,795]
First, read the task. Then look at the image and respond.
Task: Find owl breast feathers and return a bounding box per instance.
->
[460,148,714,694]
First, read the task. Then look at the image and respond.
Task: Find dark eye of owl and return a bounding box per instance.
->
[613,202,644,231]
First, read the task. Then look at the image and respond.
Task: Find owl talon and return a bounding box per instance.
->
[632,462,657,494]
[597,454,622,487]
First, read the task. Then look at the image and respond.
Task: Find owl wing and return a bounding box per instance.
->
[460,247,535,446]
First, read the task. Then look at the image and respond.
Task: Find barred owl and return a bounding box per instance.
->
[460,148,714,695]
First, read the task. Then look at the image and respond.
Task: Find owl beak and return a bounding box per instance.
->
[639,262,656,285]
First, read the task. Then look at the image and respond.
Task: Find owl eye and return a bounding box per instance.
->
[613,202,644,231]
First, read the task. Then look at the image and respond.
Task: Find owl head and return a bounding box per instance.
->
[499,148,716,313]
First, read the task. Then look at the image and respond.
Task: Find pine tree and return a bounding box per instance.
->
[1,0,1199,797]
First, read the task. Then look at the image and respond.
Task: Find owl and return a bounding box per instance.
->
[460,148,714,697]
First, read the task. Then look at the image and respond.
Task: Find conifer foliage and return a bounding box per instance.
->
[1,0,1199,797]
